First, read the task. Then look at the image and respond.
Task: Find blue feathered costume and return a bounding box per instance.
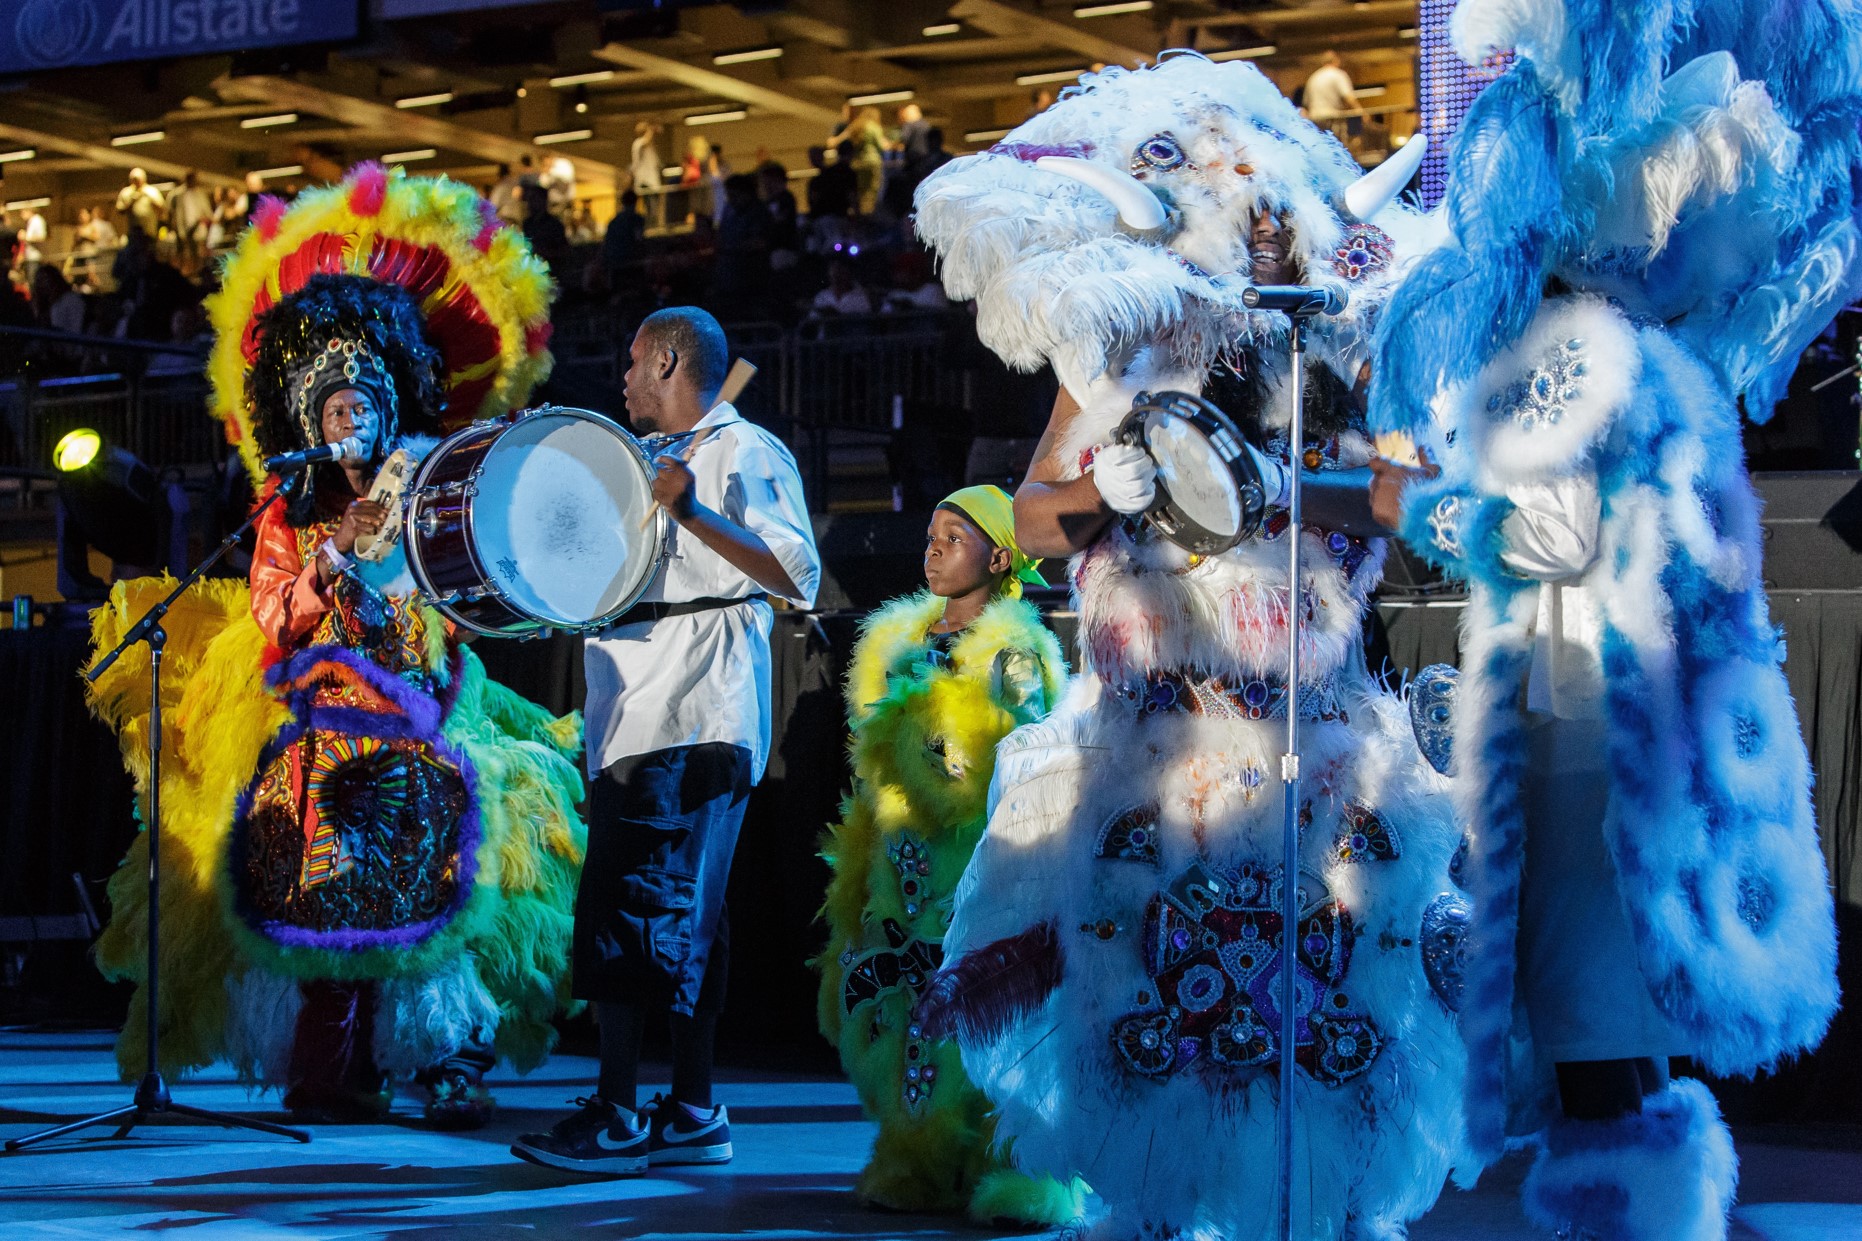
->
[1371,2,1858,1238]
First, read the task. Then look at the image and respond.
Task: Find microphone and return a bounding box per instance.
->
[1242,285,1349,316]
[265,437,365,474]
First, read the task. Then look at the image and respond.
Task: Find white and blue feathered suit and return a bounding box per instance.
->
[1372,1,1857,1237]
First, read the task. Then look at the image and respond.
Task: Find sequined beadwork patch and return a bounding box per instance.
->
[1111,859,1383,1086]
[1420,892,1471,1013]
[1486,336,1589,429]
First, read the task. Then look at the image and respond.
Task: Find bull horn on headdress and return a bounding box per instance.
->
[1036,155,1173,232]
[1340,132,1429,223]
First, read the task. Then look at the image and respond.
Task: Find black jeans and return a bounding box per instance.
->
[572,742,752,1016]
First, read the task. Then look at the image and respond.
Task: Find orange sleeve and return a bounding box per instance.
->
[249,499,334,650]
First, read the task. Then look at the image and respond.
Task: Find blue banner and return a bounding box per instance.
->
[2,0,358,74]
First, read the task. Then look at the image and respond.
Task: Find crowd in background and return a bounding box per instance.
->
[0,95,973,361]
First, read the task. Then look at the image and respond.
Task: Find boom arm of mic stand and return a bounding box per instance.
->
[86,476,299,684]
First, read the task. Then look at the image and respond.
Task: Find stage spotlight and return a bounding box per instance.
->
[52,432,185,598]
[54,428,101,472]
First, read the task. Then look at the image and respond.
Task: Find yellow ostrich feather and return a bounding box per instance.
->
[89,577,282,1077]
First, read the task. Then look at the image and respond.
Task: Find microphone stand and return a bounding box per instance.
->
[6,476,313,1152]
[1273,308,1315,1241]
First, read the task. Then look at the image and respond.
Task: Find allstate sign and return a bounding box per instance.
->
[4,0,358,73]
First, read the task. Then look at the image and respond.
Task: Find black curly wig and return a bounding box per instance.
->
[248,274,446,523]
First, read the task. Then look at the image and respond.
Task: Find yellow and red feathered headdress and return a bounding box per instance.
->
[207,162,556,483]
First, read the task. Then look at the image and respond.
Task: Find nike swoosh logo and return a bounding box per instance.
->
[594,1129,642,1151]
[657,1123,721,1144]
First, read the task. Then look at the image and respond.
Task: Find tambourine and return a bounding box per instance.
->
[1117,390,1267,555]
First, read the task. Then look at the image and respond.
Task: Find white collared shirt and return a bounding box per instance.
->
[582,403,820,780]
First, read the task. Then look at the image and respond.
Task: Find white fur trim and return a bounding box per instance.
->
[1521,1079,1738,1241]
[372,953,501,1075]
[1456,296,1640,492]
[223,967,303,1088]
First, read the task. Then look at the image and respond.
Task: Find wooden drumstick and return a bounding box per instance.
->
[639,358,759,531]
[712,357,757,410]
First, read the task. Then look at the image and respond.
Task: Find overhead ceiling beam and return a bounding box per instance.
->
[215,74,618,188]
[765,11,854,50]
[947,0,1151,68]
[591,42,843,125]
[851,35,1047,62]
[0,122,240,187]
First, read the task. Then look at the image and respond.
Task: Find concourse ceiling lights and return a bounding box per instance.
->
[383,149,437,163]
[574,85,589,114]
[848,90,913,105]
[5,197,50,210]
[240,113,298,128]
[923,23,961,36]
[254,164,304,179]
[548,70,614,87]
[1074,1,1152,16]
[685,110,747,125]
[535,128,594,144]
[713,47,783,65]
[1208,45,1277,61]
[395,92,455,109]
[0,149,37,163]
[1016,68,1087,85]
[964,128,1011,142]
[111,131,165,146]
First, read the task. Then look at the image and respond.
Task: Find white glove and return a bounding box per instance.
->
[1246,443,1291,509]
[1092,441,1157,515]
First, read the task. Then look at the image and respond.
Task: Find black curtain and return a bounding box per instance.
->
[0,623,137,1019]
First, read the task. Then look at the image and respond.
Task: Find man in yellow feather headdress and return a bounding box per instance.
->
[89,163,584,1129]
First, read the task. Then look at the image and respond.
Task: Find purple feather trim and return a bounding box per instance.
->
[915,922,1063,1045]
[268,644,444,735]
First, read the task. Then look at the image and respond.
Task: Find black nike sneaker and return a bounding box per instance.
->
[642,1094,733,1165]
[511,1096,648,1175]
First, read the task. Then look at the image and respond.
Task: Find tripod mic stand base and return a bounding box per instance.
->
[4,1072,311,1152]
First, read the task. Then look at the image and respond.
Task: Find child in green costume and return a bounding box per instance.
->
[818,485,1081,1225]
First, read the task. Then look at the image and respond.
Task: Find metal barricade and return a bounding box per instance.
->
[1,314,981,506]
[1,327,211,475]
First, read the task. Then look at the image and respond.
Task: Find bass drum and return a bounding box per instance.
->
[404,405,668,637]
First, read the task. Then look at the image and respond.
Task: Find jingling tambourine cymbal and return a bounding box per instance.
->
[1117,391,1267,556]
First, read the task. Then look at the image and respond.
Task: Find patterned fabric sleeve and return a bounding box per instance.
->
[249,500,334,650]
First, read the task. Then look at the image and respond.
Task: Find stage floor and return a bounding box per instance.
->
[1,1032,1858,1240]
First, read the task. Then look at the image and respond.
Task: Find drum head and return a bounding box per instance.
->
[470,410,659,627]
[1119,392,1264,556]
